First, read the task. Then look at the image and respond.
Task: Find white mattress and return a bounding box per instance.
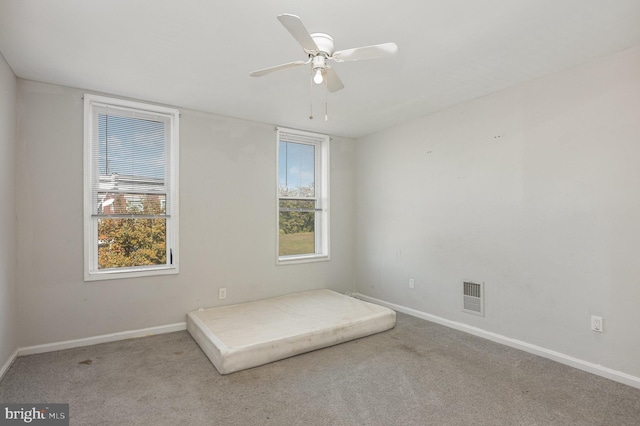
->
[186,289,396,374]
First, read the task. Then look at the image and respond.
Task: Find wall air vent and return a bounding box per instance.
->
[462,281,484,316]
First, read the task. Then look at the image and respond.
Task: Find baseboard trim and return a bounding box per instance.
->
[355,293,640,390]
[18,322,187,356]
[0,349,19,382]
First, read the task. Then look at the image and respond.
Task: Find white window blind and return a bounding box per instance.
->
[91,105,172,218]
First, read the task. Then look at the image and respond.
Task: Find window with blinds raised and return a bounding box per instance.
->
[83,94,179,281]
[277,128,329,263]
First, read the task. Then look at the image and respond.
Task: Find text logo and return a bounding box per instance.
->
[0,404,68,426]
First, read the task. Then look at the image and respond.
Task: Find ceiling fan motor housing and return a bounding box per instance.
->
[310,33,334,56]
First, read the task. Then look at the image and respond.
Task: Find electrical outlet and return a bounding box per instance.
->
[409,278,415,289]
[591,315,603,332]
[219,288,227,300]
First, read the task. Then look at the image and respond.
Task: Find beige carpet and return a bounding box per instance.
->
[1,312,639,425]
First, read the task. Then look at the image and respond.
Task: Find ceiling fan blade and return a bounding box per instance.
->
[277,13,319,53]
[332,42,398,62]
[249,61,307,77]
[325,68,344,92]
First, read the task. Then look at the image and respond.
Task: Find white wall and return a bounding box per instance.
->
[15,80,356,347]
[355,45,640,379]
[0,53,18,372]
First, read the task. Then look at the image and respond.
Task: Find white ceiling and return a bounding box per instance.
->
[2,0,640,139]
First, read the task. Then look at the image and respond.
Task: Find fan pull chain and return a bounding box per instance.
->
[309,73,314,120]
[324,75,329,121]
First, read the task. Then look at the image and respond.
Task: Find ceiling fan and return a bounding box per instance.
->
[250,13,398,92]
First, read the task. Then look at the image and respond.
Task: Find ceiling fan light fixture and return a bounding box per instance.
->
[313,68,324,84]
[311,55,326,85]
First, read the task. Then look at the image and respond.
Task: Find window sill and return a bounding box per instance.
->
[84,265,178,282]
[277,254,329,266]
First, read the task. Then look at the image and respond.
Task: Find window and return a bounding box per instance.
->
[83,94,179,281]
[277,128,329,263]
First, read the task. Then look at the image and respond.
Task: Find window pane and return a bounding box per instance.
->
[97,192,166,215]
[279,141,315,197]
[98,218,166,269]
[279,200,315,256]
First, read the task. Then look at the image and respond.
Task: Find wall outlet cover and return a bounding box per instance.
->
[591,315,603,332]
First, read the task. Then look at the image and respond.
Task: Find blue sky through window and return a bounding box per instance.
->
[279,141,315,195]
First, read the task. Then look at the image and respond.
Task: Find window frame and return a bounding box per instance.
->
[276,127,330,264]
[83,94,180,281]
